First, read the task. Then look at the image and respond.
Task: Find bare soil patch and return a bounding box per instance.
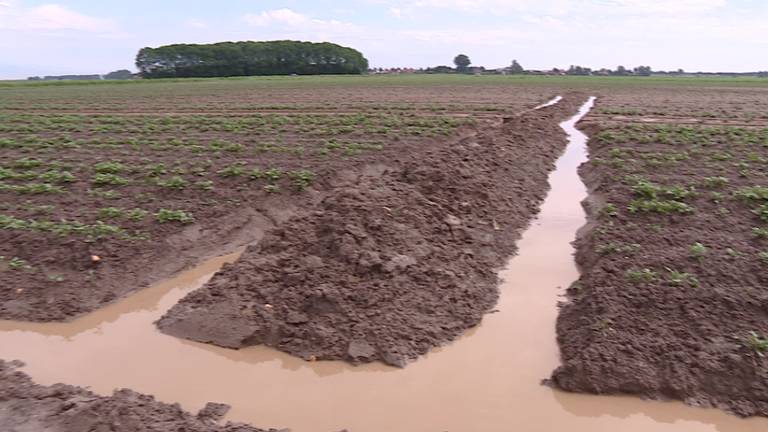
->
[157,95,587,367]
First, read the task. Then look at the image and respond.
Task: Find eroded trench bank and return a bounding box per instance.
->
[1,98,766,432]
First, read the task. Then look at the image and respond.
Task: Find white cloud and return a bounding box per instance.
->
[184,18,209,29]
[0,1,115,32]
[376,0,726,16]
[244,8,309,27]
[242,8,360,36]
[606,0,726,14]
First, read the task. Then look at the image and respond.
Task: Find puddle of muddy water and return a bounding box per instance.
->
[1,97,767,432]
[534,95,564,110]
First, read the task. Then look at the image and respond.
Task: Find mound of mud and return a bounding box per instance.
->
[157,95,586,367]
[0,360,274,432]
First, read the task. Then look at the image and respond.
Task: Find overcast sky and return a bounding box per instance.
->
[1,0,766,78]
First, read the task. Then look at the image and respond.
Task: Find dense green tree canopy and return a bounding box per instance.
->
[136,41,369,78]
[453,54,471,72]
[509,59,524,74]
[633,65,652,76]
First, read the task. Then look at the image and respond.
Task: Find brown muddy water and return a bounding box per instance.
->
[534,95,564,110]
[1,98,766,432]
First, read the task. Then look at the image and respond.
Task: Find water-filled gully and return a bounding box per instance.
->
[534,95,564,110]
[1,97,766,432]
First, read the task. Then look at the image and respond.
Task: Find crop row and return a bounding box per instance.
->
[594,124,768,147]
[0,135,391,155]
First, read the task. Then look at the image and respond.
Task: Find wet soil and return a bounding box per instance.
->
[7,97,767,432]
[551,96,768,417]
[155,94,587,367]
[0,83,554,323]
[0,360,274,432]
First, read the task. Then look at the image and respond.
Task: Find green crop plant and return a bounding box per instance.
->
[93,161,126,174]
[289,170,315,191]
[155,209,194,224]
[601,203,618,217]
[0,182,64,194]
[263,184,280,194]
[194,180,214,191]
[92,173,129,186]
[709,152,733,161]
[97,207,147,221]
[125,208,148,221]
[98,207,126,219]
[248,168,265,179]
[11,158,43,169]
[37,170,76,183]
[745,332,768,357]
[631,179,695,201]
[144,163,167,177]
[218,164,245,178]
[0,167,16,180]
[19,203,56,214]
[628,199,694,215]
[608,148,628,158]
[263,168,283,181]
[753,227,768,238]
[703,177,729,188]
[171,166,188,176]
[760,251,768,264]
[689,243,708,261]
[156,176,188,189]
[626,268,658,284]
[0,214,128,238]
[736,186,768,201]
[756,204,768,222]
[7,257,32,270]
[666,268,700,287]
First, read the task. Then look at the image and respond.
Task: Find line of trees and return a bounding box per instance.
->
[427,55,657,77]
[27,69,135,81]
[135,41,369,78]
[561,65,652,76]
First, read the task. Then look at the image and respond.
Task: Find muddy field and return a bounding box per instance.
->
[552,87,768,416]
[156,94,585,366]
[0,78,557,322]
[3,75,768,431]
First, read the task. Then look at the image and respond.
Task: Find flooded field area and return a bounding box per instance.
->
[2,95,765,431]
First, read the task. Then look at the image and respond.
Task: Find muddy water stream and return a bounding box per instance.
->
[1,98,766,432]
[534,95,563,110]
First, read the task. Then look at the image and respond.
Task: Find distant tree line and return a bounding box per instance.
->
[135,41,369,78]
[28,69,135,81]
[27,74,102,81]
[558,65,652,76]
[418,56,664,77]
